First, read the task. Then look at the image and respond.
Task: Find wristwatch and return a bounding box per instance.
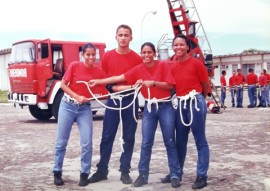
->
[153,81,157,87]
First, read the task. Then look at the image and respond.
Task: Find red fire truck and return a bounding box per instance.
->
[7,39,108,120]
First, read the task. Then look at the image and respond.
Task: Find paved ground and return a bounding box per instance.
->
[0,93,270,191]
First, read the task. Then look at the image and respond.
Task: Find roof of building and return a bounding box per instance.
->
[0,48,12,55]
[214,51,270,58]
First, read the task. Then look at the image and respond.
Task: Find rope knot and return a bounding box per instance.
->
[147,97,159,112]
[178,90,200,126]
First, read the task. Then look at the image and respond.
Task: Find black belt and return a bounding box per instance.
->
[145,101,171,105]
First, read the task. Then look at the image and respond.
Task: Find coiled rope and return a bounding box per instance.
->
[178,90,200,127]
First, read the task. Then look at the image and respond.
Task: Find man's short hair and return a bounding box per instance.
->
[116,24,132,35]
[222,70,226,75]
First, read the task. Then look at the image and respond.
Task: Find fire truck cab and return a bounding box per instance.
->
[7,39,108,120]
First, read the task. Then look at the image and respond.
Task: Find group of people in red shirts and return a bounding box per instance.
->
[52,24,210,190]
[220,68,270,108]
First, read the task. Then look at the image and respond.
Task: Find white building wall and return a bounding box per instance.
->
[0,53,11,90]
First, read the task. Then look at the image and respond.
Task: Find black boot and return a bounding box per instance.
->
[88,170,108,183]
[79,173,89,187]
[120,172,132,184]
[134,175,148,187]
[160,174,171,183]
[53,171,64,186]
[192,176,207,189]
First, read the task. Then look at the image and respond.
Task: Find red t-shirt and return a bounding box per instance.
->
[124,60,175,99]
[259,75,267,86]
[235,74,245,85]
[220,75,227,86]
[102,49,142,85]
[169,57,208,96]
[63,61,107,98]
[229,75,236,87]
[266,73,270,83]
[246,73,258,85]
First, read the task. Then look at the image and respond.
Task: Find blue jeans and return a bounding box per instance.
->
[265,85,270,105]
[248,85,257,106]
[221,87,226,105]
[258,86,267,106]
[236,86,243,107]
[53,96,93,174]
[97,94,138,174]
[138,102,180,181]
[230,87,236,106]
[175,94,209,178]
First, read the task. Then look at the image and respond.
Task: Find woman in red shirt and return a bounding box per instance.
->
[52,43,107,187]
[161,34,210,189]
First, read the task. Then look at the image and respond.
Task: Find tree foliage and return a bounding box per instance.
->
[242,48,261,54]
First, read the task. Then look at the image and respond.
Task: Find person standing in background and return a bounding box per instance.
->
[88,24,142,185]
[220,70,227,108]
[257,69,268,107]
[235,69,245,108]
[263,69,270,107]
[246,68,258,108]
[229,71,237,107]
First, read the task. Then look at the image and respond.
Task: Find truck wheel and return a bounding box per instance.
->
[52,92,64,121]
[29,105,53,120]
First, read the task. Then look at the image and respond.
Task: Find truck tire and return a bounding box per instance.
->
[52,92,64,121]
[29,105,53,120]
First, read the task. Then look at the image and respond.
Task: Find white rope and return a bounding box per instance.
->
[259,85,262,97]
[77,81,142,153]
[177,90,200,127]
[144,87,171,113]
[77,81,141,110]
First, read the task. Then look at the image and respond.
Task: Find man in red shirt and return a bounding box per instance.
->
[88,24,142,184]
[229,71,236,107]
[235,69,245,107]
[220,70,227,108]
[246,68,258,108]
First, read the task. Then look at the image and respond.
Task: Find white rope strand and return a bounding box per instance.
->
[77,81,142,153]
[145,87,171,113]
[77,81,141,110]
[178,90,200,127]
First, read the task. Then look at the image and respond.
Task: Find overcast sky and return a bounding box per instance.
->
[0,0,269,56]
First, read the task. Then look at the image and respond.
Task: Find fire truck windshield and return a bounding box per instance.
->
[9,42,35,64]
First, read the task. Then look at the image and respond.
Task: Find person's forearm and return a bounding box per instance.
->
[112,85,132,92]
[201,82,209,98]
[154,81,174,90]
[97,75,125,85]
